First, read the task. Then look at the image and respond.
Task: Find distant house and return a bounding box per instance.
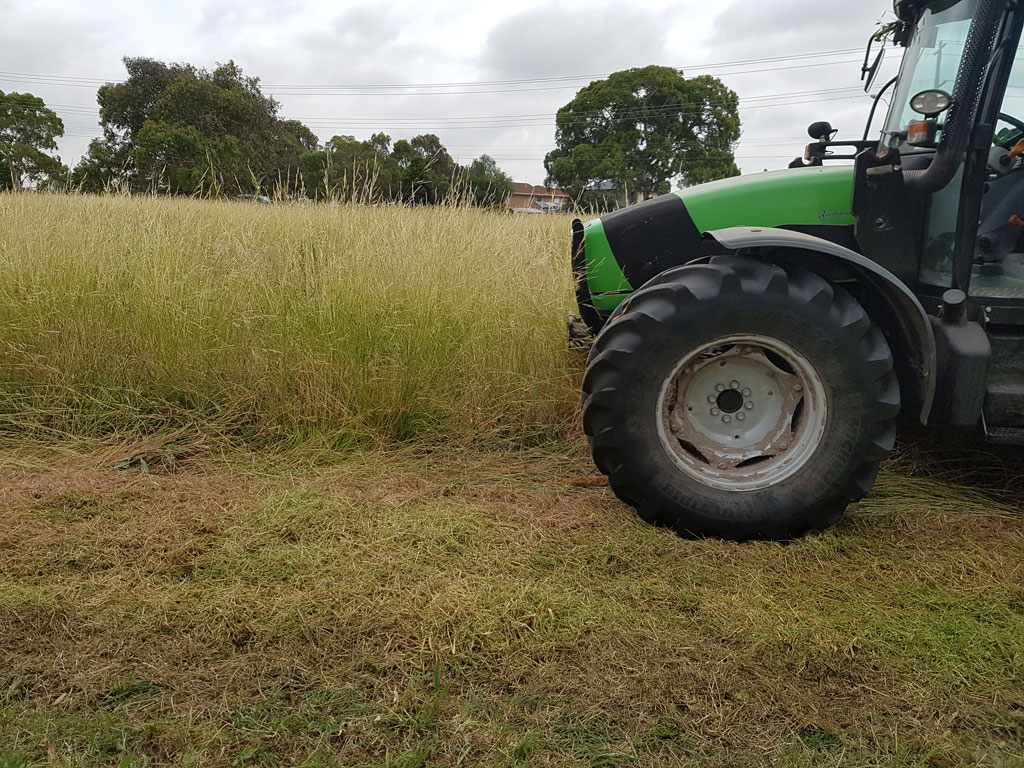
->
[507,183,569,212]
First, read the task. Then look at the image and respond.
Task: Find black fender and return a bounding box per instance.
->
[694,226,936,425]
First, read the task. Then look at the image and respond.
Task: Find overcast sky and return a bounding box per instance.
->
[0,0,902,186]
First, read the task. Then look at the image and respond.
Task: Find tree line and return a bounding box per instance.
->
[1,58,515,205]
[2,58,742,208]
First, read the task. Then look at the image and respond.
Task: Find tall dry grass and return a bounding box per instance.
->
[0,193,580,446]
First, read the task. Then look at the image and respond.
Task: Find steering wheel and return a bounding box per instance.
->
[986,112,1024,176]
[995,112,1024,146]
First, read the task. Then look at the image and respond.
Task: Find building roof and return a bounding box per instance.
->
[511,182,569,198]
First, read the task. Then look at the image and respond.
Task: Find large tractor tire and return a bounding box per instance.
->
[581,256,899,540]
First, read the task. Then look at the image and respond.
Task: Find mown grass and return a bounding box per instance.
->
[0,443,1022,767]
[0,193,578,446]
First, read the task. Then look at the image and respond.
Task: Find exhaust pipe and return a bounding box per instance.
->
[904,0,1003,194]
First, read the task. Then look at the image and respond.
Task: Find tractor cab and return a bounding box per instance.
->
[853,0,1024,297]
[572,0,1024,540]
[848,0,1024,439]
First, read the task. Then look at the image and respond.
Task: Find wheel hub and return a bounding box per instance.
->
[658,335,828,491]
[716,388,743,413]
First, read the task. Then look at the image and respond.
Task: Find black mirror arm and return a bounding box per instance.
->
[863,75,900,142]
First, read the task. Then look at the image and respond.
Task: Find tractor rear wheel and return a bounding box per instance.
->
[581,256,899,540]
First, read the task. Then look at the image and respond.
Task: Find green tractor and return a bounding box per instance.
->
[573,0,1024,540]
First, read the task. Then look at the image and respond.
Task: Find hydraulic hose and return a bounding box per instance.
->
[904,0,1003,194]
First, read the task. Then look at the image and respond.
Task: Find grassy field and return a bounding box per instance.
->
[0,441,1022,767]
[0,194,578,446]
[0,194,1022,766]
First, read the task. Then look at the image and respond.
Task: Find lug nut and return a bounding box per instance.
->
[745,402,754,410]
[715,383,725,392]
[780,443,789,450]
[794,384,803,392]
[722,415,732,423]
[707,395,716,403]
[736,413,745,421]
[718,463,728,469]
[711,408,720,416]
[742,388,751,397]
[729,381,739,389]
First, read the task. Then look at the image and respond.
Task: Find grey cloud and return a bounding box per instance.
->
[198,0,303,37]
[710,0,893,56]
[287,6,439,86]
[0,0,910,184]
[481,5,674,79]
[696,0,899,171]
[330,6,401,47]
[0,6,110,75]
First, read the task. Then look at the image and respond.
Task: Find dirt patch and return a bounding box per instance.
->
[0,442,1021,767]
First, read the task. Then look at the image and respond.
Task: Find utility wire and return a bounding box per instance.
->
[1,85,868,124]
[275,94,873,131]
[259,60,865,95]
[1,59,862,95]
[0,49,863,90]
[8,88,872,136]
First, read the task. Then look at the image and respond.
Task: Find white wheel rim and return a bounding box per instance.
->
[656,334,829,491]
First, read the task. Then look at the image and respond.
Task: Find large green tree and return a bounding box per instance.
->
[299,133,400,201]
[75,57,317,195]
[298,134,513,206]
[544,66,741,203]
[0,91,65,190]
[392,134,458,204]
[71,130,133,193]
[462,154,514,207]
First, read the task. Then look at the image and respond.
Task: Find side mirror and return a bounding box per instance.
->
[807,121,838,142]
[861,37,886,92]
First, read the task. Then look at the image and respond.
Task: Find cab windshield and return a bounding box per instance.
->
[882,0,978,146]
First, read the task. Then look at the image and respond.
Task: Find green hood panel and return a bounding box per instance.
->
[581,218,633,310]
[677,166,856,231]
[579,166,857,315]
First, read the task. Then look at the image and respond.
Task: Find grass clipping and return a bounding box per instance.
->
[0,194,580,446]
[0,447,1021,766]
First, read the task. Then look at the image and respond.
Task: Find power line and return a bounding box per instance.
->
[273,93,871,132]
[259,60,865,96]
[5,86,873,139]
[3,62,863,96]
[0,49,864,91]
[286,87,866,124]
[2,85,868,124]
[264,50,865,89]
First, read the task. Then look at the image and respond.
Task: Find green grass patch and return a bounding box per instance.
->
[0,445,1021,766]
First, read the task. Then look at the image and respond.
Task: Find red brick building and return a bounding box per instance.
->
[507,183,570,212]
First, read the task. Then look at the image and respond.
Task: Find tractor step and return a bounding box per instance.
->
[988,333,1024,373]
[983,331,1024,436]
[983,373,1024,430]
[983,425,1024,445]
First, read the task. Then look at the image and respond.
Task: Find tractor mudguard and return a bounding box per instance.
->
[697,226,936,425]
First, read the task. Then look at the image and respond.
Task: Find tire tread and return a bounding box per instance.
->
[581,257,900,540]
